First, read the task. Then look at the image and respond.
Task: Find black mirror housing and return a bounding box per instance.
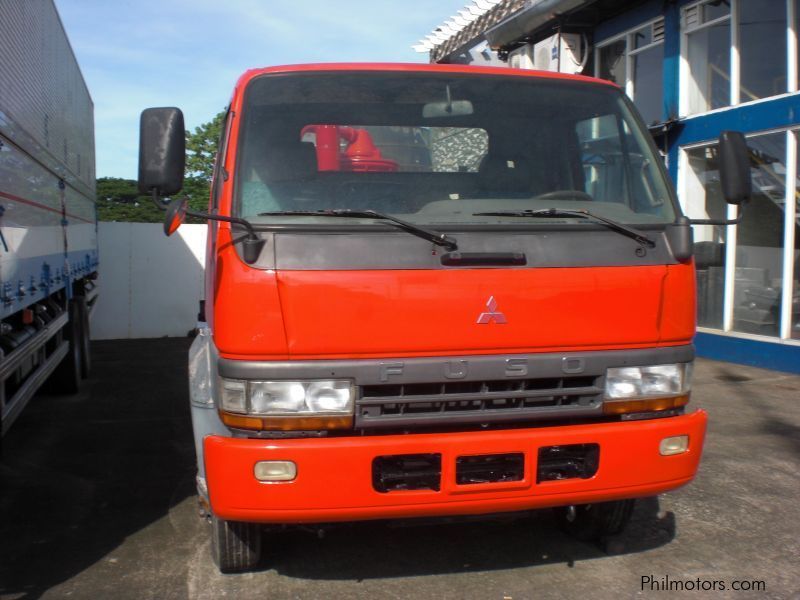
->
[138,107,185,197]
[718,130,751,205]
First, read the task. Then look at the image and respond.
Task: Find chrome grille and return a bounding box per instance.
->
[356,376,603,429]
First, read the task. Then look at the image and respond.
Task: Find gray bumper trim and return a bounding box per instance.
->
[217,345,695,385]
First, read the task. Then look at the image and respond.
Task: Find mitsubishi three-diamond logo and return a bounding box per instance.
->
[476,296,507,324]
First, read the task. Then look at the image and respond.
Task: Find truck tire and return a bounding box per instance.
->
[210,515,262,573]
[48,299,83,394]
[76,296,91,379]
[553,499,635,542]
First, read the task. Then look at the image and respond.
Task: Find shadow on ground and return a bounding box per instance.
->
[0,339,196,600]
[263,496,674,580]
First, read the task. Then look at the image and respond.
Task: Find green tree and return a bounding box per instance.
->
[96,177,162,222]
[184,110,225,212]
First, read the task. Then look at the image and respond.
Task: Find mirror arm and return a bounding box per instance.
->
[151,189,168,211]
[185,209,258,239]
[184,209,264,264]
[688,203,745,226]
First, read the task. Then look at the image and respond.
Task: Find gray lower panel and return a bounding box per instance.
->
[217,345,694,384]
[244,228,679,270]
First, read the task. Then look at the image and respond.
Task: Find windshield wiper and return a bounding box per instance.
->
[258,209,458,250]
[472,208,656,249]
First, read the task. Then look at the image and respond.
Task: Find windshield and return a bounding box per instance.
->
[236,71,676,226]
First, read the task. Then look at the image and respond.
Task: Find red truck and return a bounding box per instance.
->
[138,63,750,572]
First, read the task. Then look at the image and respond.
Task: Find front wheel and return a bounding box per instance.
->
[210,515,262,573]
[553,499,635,542]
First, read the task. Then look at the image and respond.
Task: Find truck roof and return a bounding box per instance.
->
[235,62,619,92]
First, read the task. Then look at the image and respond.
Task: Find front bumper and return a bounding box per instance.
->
[204,410,706,523]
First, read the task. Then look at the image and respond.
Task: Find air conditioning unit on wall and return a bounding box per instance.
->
[508,44,535,69]
[533,33,585,74]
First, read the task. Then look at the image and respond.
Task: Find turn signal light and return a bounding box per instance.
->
[219,411,353,431]
[659,435,690,456]
[602,394,690,416]
[254,461,297,482]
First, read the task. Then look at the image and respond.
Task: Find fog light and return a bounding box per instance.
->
[659,435,689,456]
[254,460,297,482]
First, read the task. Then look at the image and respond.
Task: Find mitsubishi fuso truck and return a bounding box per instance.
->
[138,63,750,572]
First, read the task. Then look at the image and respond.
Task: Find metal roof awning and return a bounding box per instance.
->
[412,0,504,54]
[484,0,591,48]
[415,0,594,62]
[413,0,526,62]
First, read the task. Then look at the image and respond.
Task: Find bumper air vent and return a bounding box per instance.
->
[536,443,600,482]
[455,453,525,485]
[372,453,442,493]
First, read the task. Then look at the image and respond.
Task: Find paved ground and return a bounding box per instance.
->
[0,338,798,600]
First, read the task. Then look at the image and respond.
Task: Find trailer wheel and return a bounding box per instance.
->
[210,515,262,573]
[553,499,635,542]
[76,296,91,379]
[48,299,83,394]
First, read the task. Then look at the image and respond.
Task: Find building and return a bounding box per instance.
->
[417,0,800,373]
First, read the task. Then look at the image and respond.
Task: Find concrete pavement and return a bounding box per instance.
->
[1,338,798,599]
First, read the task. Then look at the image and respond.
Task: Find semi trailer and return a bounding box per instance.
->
[139,63,749,572]
[0,0,98,436]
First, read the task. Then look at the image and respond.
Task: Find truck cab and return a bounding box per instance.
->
[139,63,749,572]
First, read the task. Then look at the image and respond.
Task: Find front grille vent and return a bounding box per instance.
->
[456,453,524,485]
[356,376,602,429]
[372,454,441,492]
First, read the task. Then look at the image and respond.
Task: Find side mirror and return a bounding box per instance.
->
[138,107,185,197]
[164,197,188,236]
[718,131,751,205]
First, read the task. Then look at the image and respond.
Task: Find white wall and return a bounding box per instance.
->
[92,222,207,340]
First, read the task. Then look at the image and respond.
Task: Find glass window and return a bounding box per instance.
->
[236,72,676,224]
[576,114,626,204]
[633,25,653,49]
[793,131,800,339]
[797,0,800,91]
[576,116,668,213]
[685,131,800,338]
[685,145,729,329]
[702,1,731,22]
[598,40,626,86]
[733,133,786,336]
[300,126,488,173]
[739,0,788,102]
[686,13,731,113]
[596,21,665,125]
[632,44,664,125]
[684,0,793,114]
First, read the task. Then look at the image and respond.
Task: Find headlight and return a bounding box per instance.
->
[604,363,692,399]
[250,380,352,414]
[220,379,247,413]
[602,363,692,416]
[217,378,354,431]
[249,382,307,413]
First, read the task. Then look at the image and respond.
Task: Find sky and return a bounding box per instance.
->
[55,0,470,180]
